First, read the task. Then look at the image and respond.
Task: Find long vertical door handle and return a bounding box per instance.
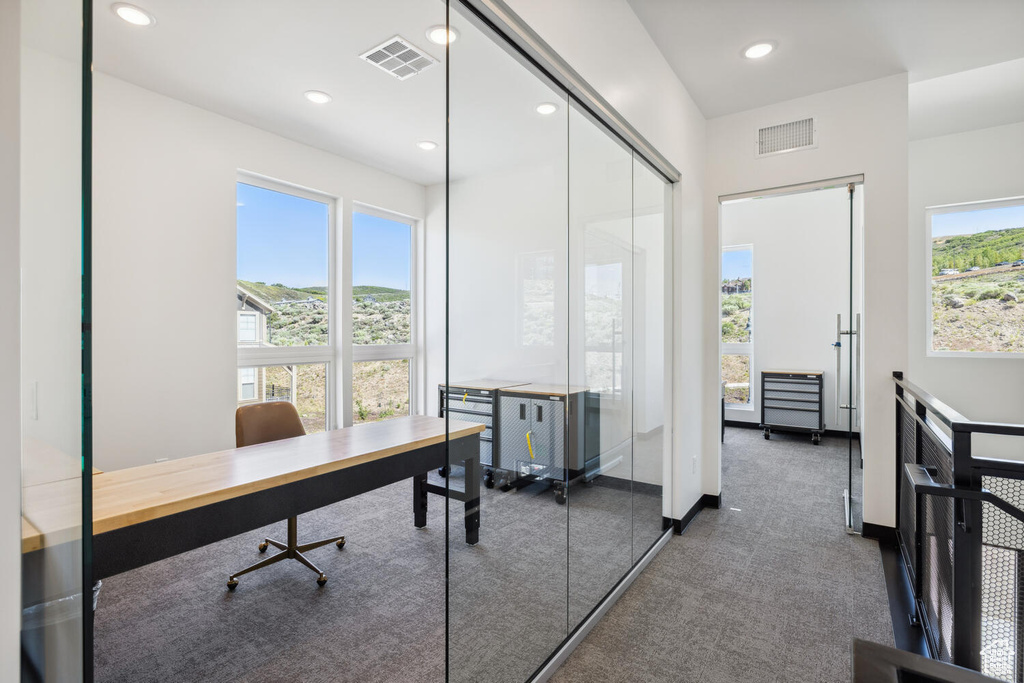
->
[519,403,526,420]
[536,404,543,422]
[854,313,861,429]
[835,313,842,426]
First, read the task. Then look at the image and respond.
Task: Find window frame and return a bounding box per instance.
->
[721,243,754,410]
[349,204,419,423]
[925,195,1024,359]
[236,173,338,426]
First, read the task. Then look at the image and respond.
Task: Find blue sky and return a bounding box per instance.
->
[237,183,410,290]
[722,248,752,280]
[932,204,1024,239]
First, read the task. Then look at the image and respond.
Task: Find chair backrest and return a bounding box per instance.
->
[235,402,306,448]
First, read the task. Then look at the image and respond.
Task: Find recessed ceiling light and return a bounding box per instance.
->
[417,141,438,151]
[536,102,558,116]
[304,90,333,105]
[112,3,155,26]
[743,41,776,59]
[426,25,459,45]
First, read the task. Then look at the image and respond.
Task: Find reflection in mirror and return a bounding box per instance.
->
[632,155,672,562]
[20,0,85,678]
[568,104,634,631]
[446,4,569,681]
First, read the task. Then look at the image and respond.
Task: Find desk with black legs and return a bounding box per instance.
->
[21,416,483,582]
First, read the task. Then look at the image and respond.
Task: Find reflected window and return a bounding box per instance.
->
[585,260,625,395]
[519,251,555,347]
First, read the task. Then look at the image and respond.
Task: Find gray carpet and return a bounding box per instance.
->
[548,427,892,683]
[94,467,663,682]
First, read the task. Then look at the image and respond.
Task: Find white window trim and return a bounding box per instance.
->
[236,172,339,426]
[925,195,1024,359]
[348,203,421,425]
[721,243,754,411]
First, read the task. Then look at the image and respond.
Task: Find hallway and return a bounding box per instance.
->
[551,428,893,682]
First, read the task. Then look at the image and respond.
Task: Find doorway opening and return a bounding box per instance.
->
[718,177,865,531]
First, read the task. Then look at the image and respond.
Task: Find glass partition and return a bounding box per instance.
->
[632,154,672,562]
[447,7,570,681]
[20,0,86,678]
[567,104,634,631]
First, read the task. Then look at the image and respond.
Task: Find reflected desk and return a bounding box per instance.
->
[21,416,483,581]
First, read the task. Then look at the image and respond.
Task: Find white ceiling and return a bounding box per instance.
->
[627,0,1024,120]
[909,57,1024,141]
[91,0,569,187]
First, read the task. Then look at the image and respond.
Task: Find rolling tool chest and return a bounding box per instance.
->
[760,370,824,444]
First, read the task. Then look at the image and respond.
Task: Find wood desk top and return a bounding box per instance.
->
[763,370,823,377]
[22,416,483,552]
[441,379,530,391]
[503,383,589,397]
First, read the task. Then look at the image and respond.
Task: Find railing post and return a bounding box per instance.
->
[915,396,927,600]
[951,427,982,671]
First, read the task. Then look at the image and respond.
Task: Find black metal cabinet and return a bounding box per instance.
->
[760,370,824,444]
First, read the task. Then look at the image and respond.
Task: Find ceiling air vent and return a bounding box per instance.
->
[756,117,816,157]
[360,36,438,81]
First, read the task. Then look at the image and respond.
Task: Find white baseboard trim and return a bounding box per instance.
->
[529,527,673,682]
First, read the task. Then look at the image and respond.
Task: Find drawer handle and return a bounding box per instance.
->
[537,404,543,423]
[519,404,526,420]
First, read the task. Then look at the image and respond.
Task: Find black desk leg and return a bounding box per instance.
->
[463,456,480,546]
[413,473,428,528]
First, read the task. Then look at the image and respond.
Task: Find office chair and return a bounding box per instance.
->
[227,402,346,590]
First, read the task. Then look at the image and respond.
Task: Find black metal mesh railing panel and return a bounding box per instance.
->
[920,431,955,663]
[899,403,918,578]
[922,491,956,662]
[981,476,1024,682]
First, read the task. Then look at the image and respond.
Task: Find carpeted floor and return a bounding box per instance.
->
[548,427,891,683]
[94,465,663,683]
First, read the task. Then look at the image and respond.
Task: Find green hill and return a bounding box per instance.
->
[353,285,409,303]
[238,279,326,303]
[932,227,1024,274]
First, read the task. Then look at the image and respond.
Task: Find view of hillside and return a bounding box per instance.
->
[237,279,412,422]
[931,226,1024,353]
[721,288,752,343]
[932,227,1024,273]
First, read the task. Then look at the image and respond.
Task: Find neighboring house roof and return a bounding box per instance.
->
[236,285,275,314]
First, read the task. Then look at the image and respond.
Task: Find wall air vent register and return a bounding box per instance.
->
[756,117,817,157]
[360,36,438,80]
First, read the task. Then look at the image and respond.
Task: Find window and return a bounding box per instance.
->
[239,367,256,401]
[928,198,1024,355]
[238,313,258,344]
[237,177,335,429]
[235,364,328,434]
[722,245,753,407]
[351,208,416,423]
[584,259,625,395]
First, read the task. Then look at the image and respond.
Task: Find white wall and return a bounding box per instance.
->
[706,74,909,528]
[0,0,22,674]
[909,121,1024,459]
[721,187,863,432]
[503,0,707,520]
[92,74,426,471]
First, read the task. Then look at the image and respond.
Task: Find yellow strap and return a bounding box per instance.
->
[463,392,468,404]
[526,431,534,459]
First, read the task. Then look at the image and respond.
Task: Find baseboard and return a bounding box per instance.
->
[671,492,722,535]
[724,420,861,441]
[862,523,897,545]
[700,493,722,509]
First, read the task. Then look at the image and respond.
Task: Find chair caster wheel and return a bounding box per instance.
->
[555,491,566,505]
[484,473,495,489]
[227,579,239,591]
[336,537,346,549]
[316,575,327,587]
[438,466,448,478]
[258,542,268,553]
